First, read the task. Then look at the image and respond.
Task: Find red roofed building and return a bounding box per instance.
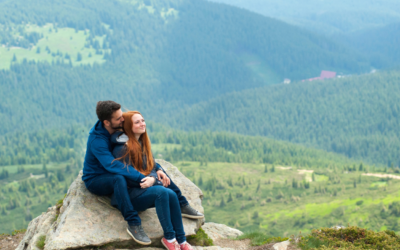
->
[302,70,337,82]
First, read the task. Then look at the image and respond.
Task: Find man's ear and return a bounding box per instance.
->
[103,120,110,127]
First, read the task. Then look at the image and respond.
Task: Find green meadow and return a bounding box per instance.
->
[0,23,109,69]
[174,161,400,236]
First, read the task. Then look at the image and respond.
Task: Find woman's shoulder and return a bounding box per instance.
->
[111,131,129,145]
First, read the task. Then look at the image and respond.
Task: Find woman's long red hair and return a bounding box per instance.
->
[116,111,154,175]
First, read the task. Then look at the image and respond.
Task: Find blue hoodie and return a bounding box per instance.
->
[82,120,146,183]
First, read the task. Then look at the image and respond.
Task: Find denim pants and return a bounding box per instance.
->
[132,185,186,243]
[84,173,189,226]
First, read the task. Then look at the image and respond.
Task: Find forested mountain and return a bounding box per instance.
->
[208,0,400,35]
[339,22,400,69]
[168,70,400,167]
[0,0,371,136]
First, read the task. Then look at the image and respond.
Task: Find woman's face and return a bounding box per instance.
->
[131,113,146,137]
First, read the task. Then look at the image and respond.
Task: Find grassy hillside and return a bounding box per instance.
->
[168,70,400,166]
[0,23,109,69]
[0,0,372,136]
[209,0,400,35]
[179,160,400,236]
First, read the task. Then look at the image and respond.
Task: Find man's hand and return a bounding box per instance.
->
[157,170,171,187]
[140,177,156,189]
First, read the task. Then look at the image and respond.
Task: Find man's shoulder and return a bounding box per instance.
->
[88,133,110,148]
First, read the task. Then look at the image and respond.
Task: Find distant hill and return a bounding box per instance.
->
[339,22,400,69]
[208,0,400,35]
[167,70,400,166]
[0,0,371,135]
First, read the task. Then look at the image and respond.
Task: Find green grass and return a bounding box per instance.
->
[0,23,110,69]
[36,235,46,249]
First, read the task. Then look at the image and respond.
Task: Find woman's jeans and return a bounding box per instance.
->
[132,185,186,243]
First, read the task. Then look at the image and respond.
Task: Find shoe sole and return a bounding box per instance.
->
[126,228,152,245]
[181,213,204,219]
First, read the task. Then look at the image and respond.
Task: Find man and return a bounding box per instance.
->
[82,100,203,246]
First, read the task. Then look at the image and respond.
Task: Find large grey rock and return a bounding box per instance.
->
[17,160,204,250]
[202,223,243,241]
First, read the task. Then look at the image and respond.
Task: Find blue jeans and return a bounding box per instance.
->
[85,174,139,226]
[84,173,189,226]
[132,185,186,243]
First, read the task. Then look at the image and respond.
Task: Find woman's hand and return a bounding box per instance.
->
[157,170,171,187]
[140,177,156,189]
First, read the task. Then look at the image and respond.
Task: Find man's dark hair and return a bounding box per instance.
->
[96,101,121,122]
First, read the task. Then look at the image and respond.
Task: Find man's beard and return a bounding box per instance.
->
[111,124,123,130]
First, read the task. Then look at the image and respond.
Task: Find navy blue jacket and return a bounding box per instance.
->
[111,131,163,199]
[82,120,147,184]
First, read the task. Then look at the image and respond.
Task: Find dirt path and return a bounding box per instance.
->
[0,232,24,250]
[362,173,400,180]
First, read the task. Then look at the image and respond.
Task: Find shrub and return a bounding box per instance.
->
[36,235,46,249]
[187,228,213,246]
[297,226,400,249]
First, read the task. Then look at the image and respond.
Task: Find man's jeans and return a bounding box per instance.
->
[132,185,186,243]
[84,173,189,226]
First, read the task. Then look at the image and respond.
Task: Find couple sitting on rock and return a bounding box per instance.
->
[82,100,204,250]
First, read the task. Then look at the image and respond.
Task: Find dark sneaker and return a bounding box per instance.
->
[127,225,151,245]
[181,204,204,219]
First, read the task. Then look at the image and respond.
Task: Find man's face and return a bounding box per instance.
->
[108,109,124,130]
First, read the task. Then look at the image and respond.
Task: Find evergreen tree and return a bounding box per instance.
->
[264,165,268,173]
[77,52,82,62]
[227,193,233,203]
[198,176,203,186]
[220,197,225,207]
[57,170,65,182]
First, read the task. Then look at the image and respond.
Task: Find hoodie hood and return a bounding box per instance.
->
[89,120,111,140]
[111,131,129,145]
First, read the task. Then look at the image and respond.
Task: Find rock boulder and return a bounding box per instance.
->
[17,160,204,250]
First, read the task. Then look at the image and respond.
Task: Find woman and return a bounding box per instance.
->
[111,111,203,250]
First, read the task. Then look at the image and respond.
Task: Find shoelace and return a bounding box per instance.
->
[138,226,148,239]
[173,241,180,250]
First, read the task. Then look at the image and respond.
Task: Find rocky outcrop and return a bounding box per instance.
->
[17,160,204,250]
[202,223,243,242]
[16,206,57,250]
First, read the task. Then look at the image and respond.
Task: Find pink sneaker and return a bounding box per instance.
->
[180,242,194,250]
[161,238,181,250]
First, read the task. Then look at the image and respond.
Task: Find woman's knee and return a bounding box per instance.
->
[113,175,127,187]
[166,188,178,200]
